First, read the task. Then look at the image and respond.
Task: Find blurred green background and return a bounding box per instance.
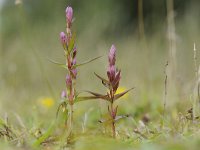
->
[0,0,200,141]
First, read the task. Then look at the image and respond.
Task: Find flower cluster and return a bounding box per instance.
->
[107,45,121,137]
[107,45,121,97]
[59,6,77,105]
[55,5,132,140]
[57,6,78,139]
[88,45,133,138]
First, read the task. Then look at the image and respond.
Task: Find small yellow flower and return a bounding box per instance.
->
[115,87,129,99]
[38,97,55,108]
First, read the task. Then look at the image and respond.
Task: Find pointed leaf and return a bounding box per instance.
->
[33,122,55,146]
[74,56,102,68]
[68,34,75,53]
[114,87,134,101]
[114,114,130,122]
[94,72,109,83]
[75,96,104,102]
[99,115,130,124]
[0,118,5,126]
[85,91,104,97]
[94,72,110,88]
[75,94,110,102]
[48,58,67,69]
[86,91,110,101]
[56,101,68,118]
[98,118,112,124]
[75,96,99,101]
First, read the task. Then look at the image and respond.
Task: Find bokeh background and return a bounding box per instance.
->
[0,0,200,136]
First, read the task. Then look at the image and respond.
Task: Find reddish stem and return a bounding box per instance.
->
[109,89,116,138]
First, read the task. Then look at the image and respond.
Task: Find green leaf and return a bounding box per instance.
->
[47,58,67,69]
[98,118,112,124]
[75,96,101,102]
[68,34,75,53]
[75,95,109,103]
[114,88,134,101]
[86,91,110,101]
[94,72,109,85]
[32,122,55,147]
[114,115,130,122]
[0,118,5,126]
[56,101,68,118]
[74,56,102,68]
[99,115,129,123]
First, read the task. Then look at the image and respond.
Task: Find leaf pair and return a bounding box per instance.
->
[48,56,102,70]
[98,114,130,124]
[88,72,134,102]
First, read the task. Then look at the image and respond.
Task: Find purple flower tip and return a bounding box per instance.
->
[107,65,116,82]
[72,58,76,65]
[108,44,116,66]
[71,69,77,79]
[66,6,73,24]
[110,45,116,54]
[66,75,72,87]
[60,32,67,45]
[61,90,66,98]
[72,47,77,58]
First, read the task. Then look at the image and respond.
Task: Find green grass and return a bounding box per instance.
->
[1,1,200,150]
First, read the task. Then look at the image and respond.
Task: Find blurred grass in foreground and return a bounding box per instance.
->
[0,0,200,149]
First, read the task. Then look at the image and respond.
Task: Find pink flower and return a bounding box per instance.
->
[108,45,116,66]
[72,47,77,58]
[66,75,72,87]
[60,32,67,45]
[72,58,76,66]
[66,6,73,25]
[61,90,67,98]
[71,69,77,79]
[107,65,116,82]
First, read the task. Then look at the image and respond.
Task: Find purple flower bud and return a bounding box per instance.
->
[112,69,120,86]
[66,6,73,25]
[108,45,116,66]
[107,65,116,82]
[68,93,74,102]
[66,75,72,87]
[72,47,77,58]
[60,32,67,46]
[61,90,67,98]
[72,58,76,66]
[71,69,77,79]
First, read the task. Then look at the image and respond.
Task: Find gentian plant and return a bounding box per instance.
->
[88,45,133,138]
[53,6,100,139]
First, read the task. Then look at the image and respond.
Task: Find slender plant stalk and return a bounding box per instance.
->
[58,6,102,140]
[193,43,197,121]
[193,43,200,121]
[166,0,179,109]
[163,61,168,119]
[138,0,145,40]
[110,89,116,138]
[59,6,78,140]
[194,43,200,106]
[193,43,198,78]
[111,105,116,138]
[167,0,177,72]
[66,104,73,138]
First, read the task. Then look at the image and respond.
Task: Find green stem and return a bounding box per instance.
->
[66,103,73,141]
[109,89,116,138]
[69,104,73,134]
[66,54,74,140]
[110,102,116,138]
